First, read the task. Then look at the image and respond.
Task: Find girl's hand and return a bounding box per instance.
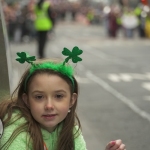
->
[105,139,126,150]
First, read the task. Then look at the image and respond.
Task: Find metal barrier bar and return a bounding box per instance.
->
[0,1,12,99]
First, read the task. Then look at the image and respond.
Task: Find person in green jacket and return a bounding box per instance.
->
[0,47,126,150]
[34,0,53,58]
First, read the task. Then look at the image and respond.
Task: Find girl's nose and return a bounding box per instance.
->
[44,100,54,110]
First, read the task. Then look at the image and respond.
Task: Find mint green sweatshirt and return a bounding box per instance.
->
[0,111,87,150]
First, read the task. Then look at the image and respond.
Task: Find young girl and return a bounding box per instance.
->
[0,47,126,150]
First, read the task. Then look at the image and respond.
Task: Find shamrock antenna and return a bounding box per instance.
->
[62,46,83,65]
[16,52,36,65]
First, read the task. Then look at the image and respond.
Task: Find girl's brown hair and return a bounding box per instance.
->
[0,60,81,150]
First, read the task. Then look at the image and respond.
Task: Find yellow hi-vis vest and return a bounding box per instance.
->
[34,2,53,31]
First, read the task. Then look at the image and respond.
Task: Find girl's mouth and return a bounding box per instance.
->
[42,114,57,120]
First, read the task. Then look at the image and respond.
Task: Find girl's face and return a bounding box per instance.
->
[22,73,77,132]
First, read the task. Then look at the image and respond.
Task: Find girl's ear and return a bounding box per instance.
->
[22,93,30,109]
[70,93,77,108]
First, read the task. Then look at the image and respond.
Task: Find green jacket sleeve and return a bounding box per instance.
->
[0,113,32,150]
[0,122,32,150]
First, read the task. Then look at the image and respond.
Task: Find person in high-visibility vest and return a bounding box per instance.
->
[134,4,146,38]
[34,0,53,58]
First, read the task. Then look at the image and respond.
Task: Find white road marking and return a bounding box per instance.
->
[145,73,150,80]
[108,74,121,82]
[120,73,132,82]
[108,73,150,82]
[131,73,147,80]
[142,82,150,91]
[141,82,150,102]
[108,73,133,82]
[86,71,150,122]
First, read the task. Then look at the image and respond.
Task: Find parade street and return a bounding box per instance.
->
[9,21,150,150]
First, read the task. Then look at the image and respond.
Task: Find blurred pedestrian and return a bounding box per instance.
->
[6,3,17,42]
[121,7,139,38]
[86,8,94,25]
[107,5,120,38]
[34,0,53,58]
[134,3,146,38]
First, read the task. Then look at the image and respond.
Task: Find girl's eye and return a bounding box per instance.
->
[35,95,43,100]
[55,94,64,99]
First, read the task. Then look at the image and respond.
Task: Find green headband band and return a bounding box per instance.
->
[16,46,83,92]
[25,62,74,92]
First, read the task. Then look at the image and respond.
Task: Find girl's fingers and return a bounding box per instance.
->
[114,139,123,149]
[116,143,126,150]
[105,139,126,150]
[105,141,116,149]
[111,139,122,149]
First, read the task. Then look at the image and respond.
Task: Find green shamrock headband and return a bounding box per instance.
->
[16,46,83,92]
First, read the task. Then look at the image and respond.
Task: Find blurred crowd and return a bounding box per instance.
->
[1,0,150,42]
[2,0,37,43]
[103,1,150,39]
[1,0,92,43]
